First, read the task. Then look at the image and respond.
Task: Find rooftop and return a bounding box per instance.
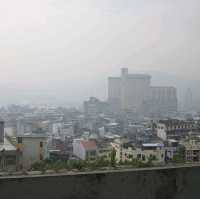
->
[159,119,195,126]
[126,74,151,79]
[142,143,164,148]
[81,140,97,150]
[17,134,48,139]
[0,137,16,151]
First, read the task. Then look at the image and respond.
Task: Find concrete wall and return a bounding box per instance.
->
[1,166,200,199]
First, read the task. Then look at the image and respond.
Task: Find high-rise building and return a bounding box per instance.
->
[108,68,151,113]
[108,77,121,113]
[147,87,178,115]
[184,88,193,111]
[108,68,178,115]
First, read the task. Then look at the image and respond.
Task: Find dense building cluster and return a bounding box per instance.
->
[0,69,200,174]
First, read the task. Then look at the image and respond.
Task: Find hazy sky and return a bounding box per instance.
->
[0,0,200,105]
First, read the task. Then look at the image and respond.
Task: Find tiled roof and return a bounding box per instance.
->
[81,140,97,150]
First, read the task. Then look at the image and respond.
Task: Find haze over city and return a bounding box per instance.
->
[1,1,200,199]
[0,0,200,106]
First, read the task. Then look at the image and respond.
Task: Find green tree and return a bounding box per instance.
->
[131,158,144,168]
[110,148,117,167]
[95,156,110,168]
[172,146,185,164]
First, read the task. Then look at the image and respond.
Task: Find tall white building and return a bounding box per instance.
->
[108,68,151,113]
[108,68,178,114]
[147,86,178,114]
[184,88,193,111]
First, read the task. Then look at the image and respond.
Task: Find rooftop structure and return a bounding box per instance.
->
[80,140,97,151]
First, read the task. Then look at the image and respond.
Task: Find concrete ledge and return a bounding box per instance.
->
[0,164,200,199]
[0,163,200,179]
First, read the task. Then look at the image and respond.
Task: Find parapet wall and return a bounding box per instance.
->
[0,166,200,199]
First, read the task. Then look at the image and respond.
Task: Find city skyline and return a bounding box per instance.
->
[1,1,200,198]
[0,0,200,106]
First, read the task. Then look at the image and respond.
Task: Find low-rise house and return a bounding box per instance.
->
[73,139,97,160]
[182,138,200,162]
[0,137,20,171]
[97,139,113,161]
[16,134,48,169]
[165,139,179,161]
[111,139,165,164]
[0,121,20,171]
[139,143,165,163]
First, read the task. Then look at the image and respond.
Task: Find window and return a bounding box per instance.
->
[18,137,23,144]
[40,154,43,161]
[86,151,89,159]
[40,142,43,148]
[128,154,133,159]
[90,150,96,156]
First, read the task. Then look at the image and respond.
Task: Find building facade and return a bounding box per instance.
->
[108,68,151,113]
[84,97,109,117]
[111,139,165,164]
[73,139,98,160]
[16,135,48,169]
[156,120,197,141]
[182,139,200,162]
[0,121,20,171]
[108,68,178,115]
[147,87,178,115]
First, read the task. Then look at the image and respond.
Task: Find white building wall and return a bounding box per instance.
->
[20,137,48,168]
[52,123,63,135]
[121,75,151,112]
[108,77,121,102]
[73,139,86,160]
[157,124,167,141]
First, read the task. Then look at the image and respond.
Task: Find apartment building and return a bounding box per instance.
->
[111,139,165,164]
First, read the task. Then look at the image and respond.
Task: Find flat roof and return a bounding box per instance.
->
[126,74,151,79]
[17,134,48,139]
[0,138,16,151]
[142,143,164,147]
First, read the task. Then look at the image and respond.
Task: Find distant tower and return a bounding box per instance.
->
[120,68,151,112]
[0,121,5,143]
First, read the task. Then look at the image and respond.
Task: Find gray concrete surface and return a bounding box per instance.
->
[0,165,200,199]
